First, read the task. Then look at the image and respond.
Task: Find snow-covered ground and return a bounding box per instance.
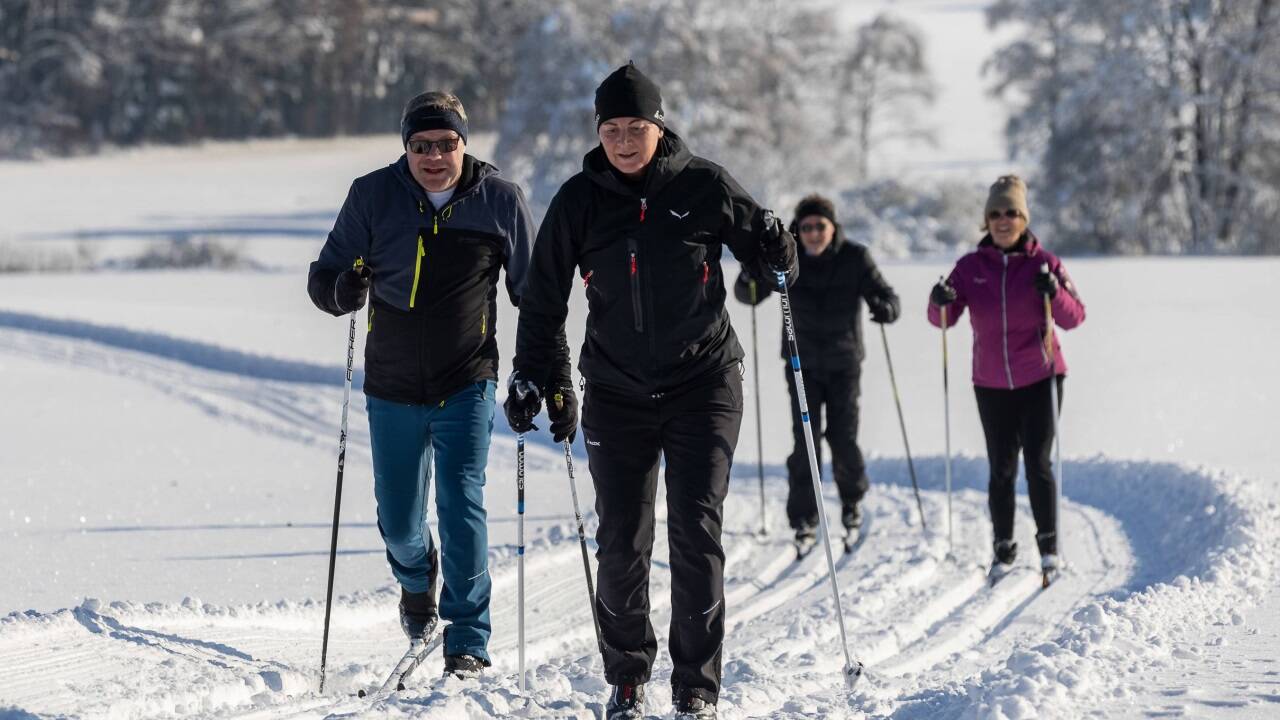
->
[2,132,1279,719]
[3,6,1279,709]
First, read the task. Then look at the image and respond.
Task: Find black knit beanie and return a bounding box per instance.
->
[793,194,837,225]
[401,93,469,146]
[594,63,666,128]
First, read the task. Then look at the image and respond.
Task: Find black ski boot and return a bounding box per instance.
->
[988,539,1018,586]
[1040,553,1060,588]
[794,524,817,560]
[841,503,862,532]
[442,653,486,680]
[605,683,645,719]
[399,548,439,640]
[674,686,717,719]
[841,503,863,552]
[398,588,438,641]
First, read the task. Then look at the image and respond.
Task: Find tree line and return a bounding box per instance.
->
[3,0,1275,253]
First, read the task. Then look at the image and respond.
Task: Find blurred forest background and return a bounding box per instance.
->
[1,0,1277,254]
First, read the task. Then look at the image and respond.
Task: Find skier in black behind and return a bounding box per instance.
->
[504,64,797,720]
[735,194,899,554]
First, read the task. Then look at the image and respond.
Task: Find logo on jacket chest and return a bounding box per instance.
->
[669,209,690,220]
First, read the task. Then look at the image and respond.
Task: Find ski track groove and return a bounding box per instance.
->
[0,323,1143,719]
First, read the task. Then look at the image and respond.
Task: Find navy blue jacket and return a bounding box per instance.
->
[309,154,535,405]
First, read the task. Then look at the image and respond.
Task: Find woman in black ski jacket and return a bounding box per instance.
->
[504,63,797,720]
[735,194,900,552]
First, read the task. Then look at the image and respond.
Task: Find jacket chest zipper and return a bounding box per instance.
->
[1000,256,1014,389]
[628,239,643,332]
[639,197,647,223]
[409,225,429,309]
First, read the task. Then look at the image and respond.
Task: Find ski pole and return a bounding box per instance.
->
[558,419,605,654]
[750,279,767,536]
[940,285,954,558]
[1041,265,1063,566]
[517,434,527,692]
[776,269,864,689]
[879,324,927,534]
[319,257,363,693]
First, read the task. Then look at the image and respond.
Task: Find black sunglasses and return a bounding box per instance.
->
[407,137,460,155]
[799,222,828,233]
[987,209,1023,221]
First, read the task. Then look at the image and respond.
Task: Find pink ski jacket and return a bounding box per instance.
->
[928,235,1086,389]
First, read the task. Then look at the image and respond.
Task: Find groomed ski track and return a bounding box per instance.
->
[1,315,1276,719]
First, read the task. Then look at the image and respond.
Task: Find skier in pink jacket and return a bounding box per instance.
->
[927,175,1085,578]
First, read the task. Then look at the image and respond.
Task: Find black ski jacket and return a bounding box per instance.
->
[308,154,537,405]
[514,131,798,396]
[735,228,897,374]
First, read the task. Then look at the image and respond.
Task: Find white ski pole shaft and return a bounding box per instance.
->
[880,324,927,534]
[563,440,605,653]
[777,271,863,689]
[517,434,527,692]
[941,301,954,557]
[750,280,766,535]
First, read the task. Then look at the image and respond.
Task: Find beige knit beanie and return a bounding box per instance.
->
[984,175,1030,225]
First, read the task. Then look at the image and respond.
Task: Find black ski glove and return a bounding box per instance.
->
[867,294,900,324]
[334,264,371,313]
[759,210,793,273]
[1035,269,1059,299]
[733,270,771,306]
[930,280,957,307]
[504,372,543,434]
[547,386,579,444]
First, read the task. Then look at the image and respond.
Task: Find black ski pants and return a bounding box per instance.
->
[580,368,743,704]
[784,368,870,530]
[974,375,1063,557]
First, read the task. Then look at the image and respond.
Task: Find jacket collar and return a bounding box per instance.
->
[978,231,1041,258]
[582,129,693,198]
[393,153,495,209]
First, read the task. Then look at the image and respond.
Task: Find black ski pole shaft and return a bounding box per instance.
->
[319,258,363,693]
[750,280,766,535]
[517,434,527,692]
[879,324,927,534]
[776,269,863,689]
[562,438,605,653]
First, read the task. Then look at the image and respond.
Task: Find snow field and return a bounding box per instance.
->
[2,443,1272,718]
[3,124,1280,717]
[4,255,1280,716]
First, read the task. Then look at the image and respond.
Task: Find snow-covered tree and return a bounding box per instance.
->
[841,13,937,180]
[495,0,858,218]
[988,0,1280,254]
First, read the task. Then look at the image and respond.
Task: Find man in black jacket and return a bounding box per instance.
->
[307,91,543,679]
[504,64,797,720]
[735,194,899,552]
